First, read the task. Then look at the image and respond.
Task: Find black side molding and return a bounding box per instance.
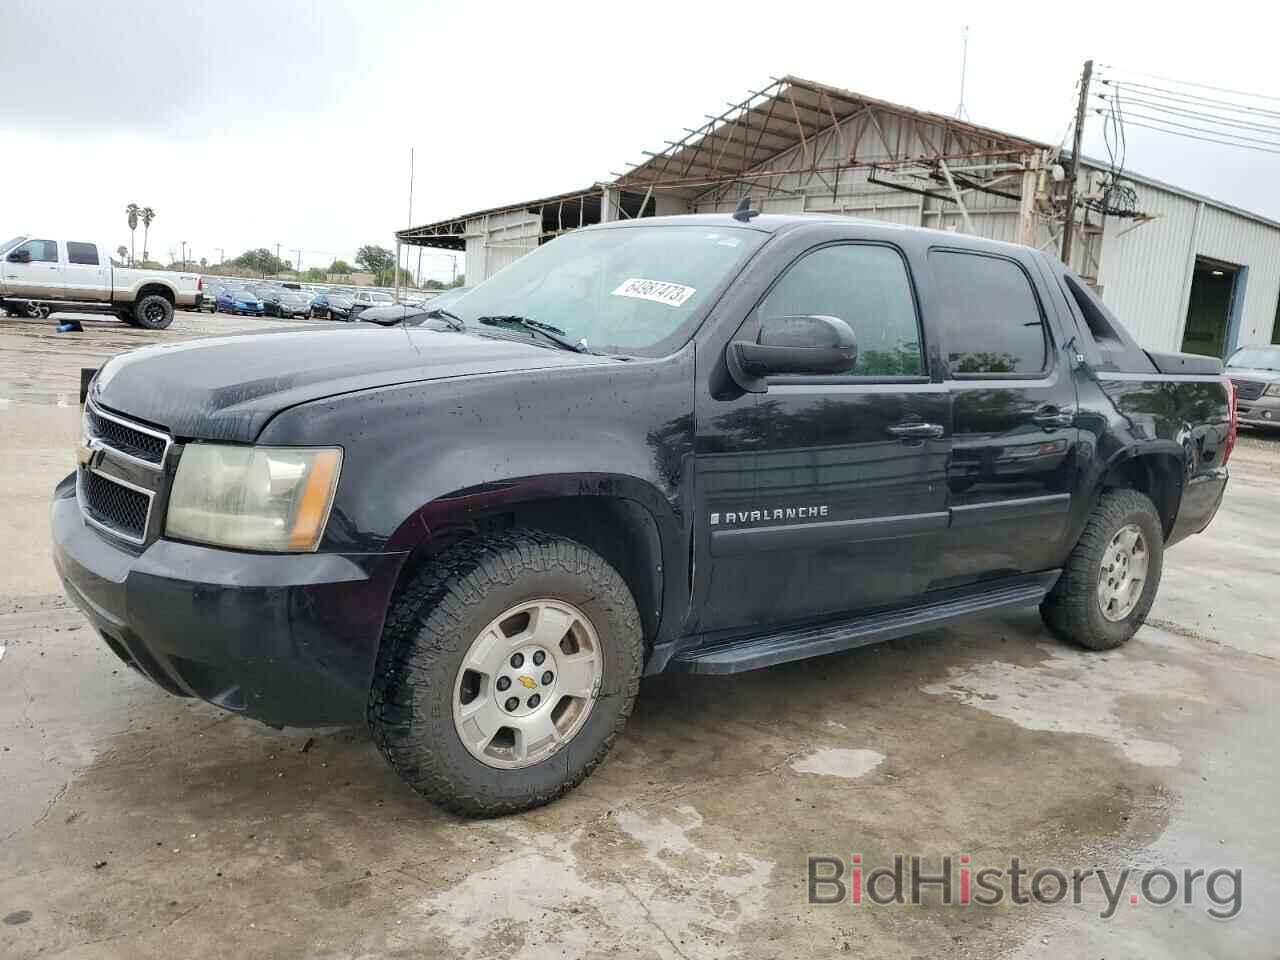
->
[949,493,1070,528]
[670,572,1060,675]
[710,511,948,557]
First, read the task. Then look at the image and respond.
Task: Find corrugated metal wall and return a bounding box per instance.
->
[1097,176,1280,352]
[463,208,542,282]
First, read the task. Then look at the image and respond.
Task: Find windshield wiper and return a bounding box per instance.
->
[478,315,588,353]
[423,307,465,331]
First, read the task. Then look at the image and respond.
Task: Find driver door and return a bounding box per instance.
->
[4,238,63,298]
[695,240,951,634]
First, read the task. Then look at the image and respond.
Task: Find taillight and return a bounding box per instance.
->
[197,275,203,291]
[1222,376,1238,465]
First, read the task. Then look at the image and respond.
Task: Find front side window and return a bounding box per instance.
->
[452,225,768,356]
[931,250,1049,376]
[757,243,923,376]
[11,238,58,263]
[68,242,99,265]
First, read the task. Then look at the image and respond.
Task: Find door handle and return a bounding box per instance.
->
[888,421,945,440]
[1032,406,1074,428]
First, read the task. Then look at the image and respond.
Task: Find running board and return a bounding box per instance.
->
[670,577,1055,675]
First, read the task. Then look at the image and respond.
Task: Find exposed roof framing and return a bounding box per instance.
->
[612,74,1047,200]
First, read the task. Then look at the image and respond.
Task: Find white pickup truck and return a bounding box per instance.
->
[0,234,201,330]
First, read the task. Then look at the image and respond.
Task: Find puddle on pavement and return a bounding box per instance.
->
[921,640,1203,767]
[790,747,885,779]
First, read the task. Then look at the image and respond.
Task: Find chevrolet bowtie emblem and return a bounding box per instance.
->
[518,676,537,690]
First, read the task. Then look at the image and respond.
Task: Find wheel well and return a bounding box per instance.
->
[135,283,175,304]
[1101,453,1183,539]
[393,495,664,645]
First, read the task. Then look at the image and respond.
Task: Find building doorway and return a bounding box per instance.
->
[1181,257,1246,358]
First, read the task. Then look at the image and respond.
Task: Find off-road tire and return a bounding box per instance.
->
[1040,489,1164,650]
[368,530,643,818]
[132,293,174,330]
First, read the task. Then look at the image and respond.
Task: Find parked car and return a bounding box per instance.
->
[199,287,223,313]
[357,286,472,327]
[325,293,355,320]
[275,290,313,319]
[53,213,1235,818]
[1225,344,1280,428]
[0,235,200,329]
[349,289,395,320]
[309,290,331,319]
[214,286,264,316]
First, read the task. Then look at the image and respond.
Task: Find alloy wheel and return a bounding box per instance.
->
[452,599,603,769]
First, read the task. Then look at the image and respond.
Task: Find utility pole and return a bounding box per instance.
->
[275,242,281,275]
[216,247,224,266]
[1060,59,1093,265]
[295,248,302,279]
[180,241,187,270]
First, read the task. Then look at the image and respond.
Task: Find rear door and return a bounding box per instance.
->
[3,238,63,298]
[696,237,951,633]
[929,247,1080,586]
[63,242,109,301]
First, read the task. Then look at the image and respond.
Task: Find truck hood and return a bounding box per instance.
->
[92,325,615,442]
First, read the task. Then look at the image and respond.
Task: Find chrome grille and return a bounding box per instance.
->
[78,401,171,545]
[81,470,151,543]
[1230,378,1265,401]
[86,406,167,464]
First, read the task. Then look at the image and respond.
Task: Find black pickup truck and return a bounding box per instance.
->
[53,212,1234,816]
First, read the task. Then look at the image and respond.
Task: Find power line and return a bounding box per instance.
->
[1098,64,1280,105]
[1096,92,1280,136]
[1097,77,1280,122]
[1111,116,1280,156]
[1109,109,1280,149]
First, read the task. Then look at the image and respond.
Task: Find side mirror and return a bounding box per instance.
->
[7,249,31,264]
[726,314,858,393]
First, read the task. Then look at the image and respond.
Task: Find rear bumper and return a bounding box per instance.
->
[51,473,405,727]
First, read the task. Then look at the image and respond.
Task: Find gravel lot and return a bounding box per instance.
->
[2,311,1278,958]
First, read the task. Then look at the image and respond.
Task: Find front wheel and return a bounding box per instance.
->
[1040,489,1164,650]
[368,530,643,817]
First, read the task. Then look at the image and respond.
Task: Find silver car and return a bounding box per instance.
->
[1226,344,1280,428]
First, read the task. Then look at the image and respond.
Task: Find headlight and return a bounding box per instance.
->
[166,445,342,552]
[1264,383,1280,398]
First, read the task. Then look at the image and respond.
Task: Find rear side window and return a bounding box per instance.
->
[11,238,58,262]
[931,250,1049,376]
[758,243,923,376]
[67,242,99,265]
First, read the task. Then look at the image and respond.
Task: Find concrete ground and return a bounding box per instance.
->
[1,311,1277,958]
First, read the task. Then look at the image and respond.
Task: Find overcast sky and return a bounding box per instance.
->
[3,0,1278,282]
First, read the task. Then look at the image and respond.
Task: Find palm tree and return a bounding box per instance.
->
[125,204,139,265]
[140,207,155,263]
[115,245,128,264]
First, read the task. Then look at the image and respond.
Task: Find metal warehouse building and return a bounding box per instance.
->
[399,75,1280,358]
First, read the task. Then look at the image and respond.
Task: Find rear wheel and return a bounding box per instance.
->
[133,293,174,330]
[1040,489,1164,650]
[368,530,643,817]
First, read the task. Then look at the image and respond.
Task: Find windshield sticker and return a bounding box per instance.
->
[611,278,697,308]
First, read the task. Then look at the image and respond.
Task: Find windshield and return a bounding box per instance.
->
[450,225,767,355]
[1227,346,1280,371]
[0,235,26,256]
[372,292,393,303]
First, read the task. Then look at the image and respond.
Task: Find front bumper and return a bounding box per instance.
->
[1237,393,1280,427]
[51,473,404,727]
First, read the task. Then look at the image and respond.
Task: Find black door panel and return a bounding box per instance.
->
[928,248,1081,588]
